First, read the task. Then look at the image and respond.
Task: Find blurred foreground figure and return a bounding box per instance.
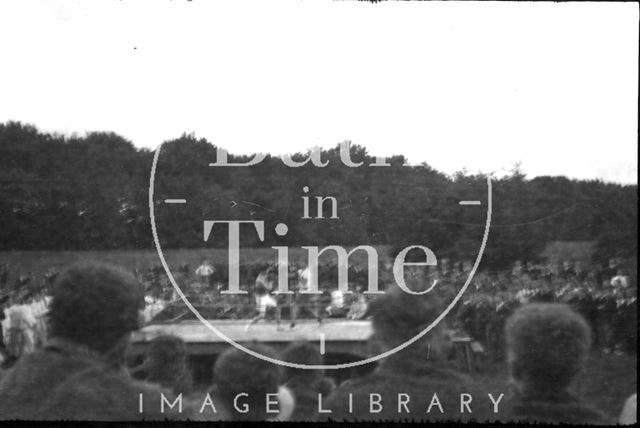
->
[619,393,636,425]
[144,335,193,395]
[320,282,491,422]
[503,303,612,424]
[0,262,174,420]
[202,343,294,421]
[2,295,37,364]
[281,341,335,421]
[2,284,52,365]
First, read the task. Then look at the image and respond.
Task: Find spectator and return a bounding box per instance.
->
[281,341,335,421]
[503,303,612,424]
[207,343,294,421]
[320,282,491,422]
[2,291,37,365]
[195,260,215,289]
[144,334,193,395]
[611,269,631,289]
[142,294,166,324]
[0,262,177,420]
[28,285,51,347]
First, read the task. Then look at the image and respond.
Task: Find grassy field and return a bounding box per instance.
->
[0,246,393,283]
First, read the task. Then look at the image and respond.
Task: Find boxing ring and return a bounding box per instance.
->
[128,319,475,372]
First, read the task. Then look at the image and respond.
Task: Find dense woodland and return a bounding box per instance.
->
[0,121,636,269]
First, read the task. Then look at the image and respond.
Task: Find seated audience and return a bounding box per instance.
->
[0,262,178,420]
[281,341,336,421]
[205,343,294,421]
[144,334,193,395]
[319,282,492,422]
[503,303,612,424]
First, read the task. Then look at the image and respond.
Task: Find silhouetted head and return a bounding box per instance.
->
[213,343,286,421]
[48,262,144,355]
[369,283,450,360]
[505,303,591,394]
[145,334,191,392]
[281,341,324,384]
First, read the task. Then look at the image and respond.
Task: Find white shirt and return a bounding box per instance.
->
[330,290,345,307]
[195,264,215,276]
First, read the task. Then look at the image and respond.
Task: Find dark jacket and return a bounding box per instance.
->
[0,337,178,420]
[317,350,495,423]
[503,389,613,425]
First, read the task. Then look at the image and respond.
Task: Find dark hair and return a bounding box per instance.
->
[505,303,591,391]
[145,335,191,393]
[281,341,323,384]
[48,262,144,354]
[213,343,283,420]
[370,283,446,347]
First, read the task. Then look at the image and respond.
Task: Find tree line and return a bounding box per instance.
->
[0,121,636,269]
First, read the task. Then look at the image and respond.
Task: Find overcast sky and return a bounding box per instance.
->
[0,1,637,183]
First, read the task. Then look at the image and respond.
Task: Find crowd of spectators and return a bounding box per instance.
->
[0,260,636,422]
[137,257,636,359]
